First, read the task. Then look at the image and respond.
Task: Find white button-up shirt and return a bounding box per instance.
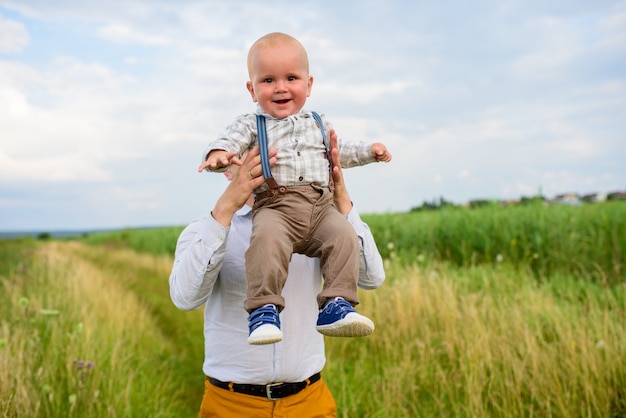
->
[168,204,385,384]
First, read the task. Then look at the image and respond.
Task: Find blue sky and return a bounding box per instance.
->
[1,0,625,231]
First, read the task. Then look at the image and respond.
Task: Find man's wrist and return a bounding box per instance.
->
[335,197,353,215]
[211,198,237,227]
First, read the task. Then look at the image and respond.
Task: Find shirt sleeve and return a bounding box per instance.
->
[337,139,377,168]
[200,114,257,172]
[168,215,230,310]
[315,112,376,168]
[345,206,386,290]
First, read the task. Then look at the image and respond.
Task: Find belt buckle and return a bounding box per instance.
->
[266,382,284,400]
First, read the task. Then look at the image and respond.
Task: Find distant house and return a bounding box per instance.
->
[582,192,607,203]
[607,190,626,201]
[499,199,520,207]
[551,193,582,205]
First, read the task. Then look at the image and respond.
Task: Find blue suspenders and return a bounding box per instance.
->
[256,111,333,191]
[255,114,279,189]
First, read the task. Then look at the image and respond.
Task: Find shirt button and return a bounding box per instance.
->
[297,151,301,156]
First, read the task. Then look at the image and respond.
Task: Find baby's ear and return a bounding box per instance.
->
[246,81,258,102]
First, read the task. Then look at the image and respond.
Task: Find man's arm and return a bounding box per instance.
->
[329,130,386,290]
[169,147,278,310]
[168,215,228,310]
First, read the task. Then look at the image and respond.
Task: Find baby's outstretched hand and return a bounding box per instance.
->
[371,143,392,163]
[198,150,241,172]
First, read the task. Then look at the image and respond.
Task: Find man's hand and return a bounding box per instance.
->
[329,130,353,215]
[198,150,242,172]
[371,143,392,163]
[211,146,277,226]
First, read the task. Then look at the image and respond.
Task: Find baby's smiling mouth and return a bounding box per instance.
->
[274,99,291,104]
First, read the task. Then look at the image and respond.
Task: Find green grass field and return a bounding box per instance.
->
[1,201,625,417]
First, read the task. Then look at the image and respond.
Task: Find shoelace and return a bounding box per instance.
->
[248,305,281,331]
[322,297,352,314]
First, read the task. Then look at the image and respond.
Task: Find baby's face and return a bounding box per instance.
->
[246,41,312,119]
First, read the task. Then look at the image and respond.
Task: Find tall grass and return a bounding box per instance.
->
[80,226,183,256]
[325,261,626,417]
[2,201,625,416]
[78,202,626,286]
[363,201,626,284]
[0,241,203,417]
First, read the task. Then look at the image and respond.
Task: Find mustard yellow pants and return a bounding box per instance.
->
[199,377,336,418]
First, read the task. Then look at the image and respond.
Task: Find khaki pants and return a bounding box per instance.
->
[199,377,337,418]
[244,184,359,312]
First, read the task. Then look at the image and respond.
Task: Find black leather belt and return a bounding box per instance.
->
[207,372,321,400]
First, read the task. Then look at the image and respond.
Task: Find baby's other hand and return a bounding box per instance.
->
[371,143,392,163]
[198,150,240,172]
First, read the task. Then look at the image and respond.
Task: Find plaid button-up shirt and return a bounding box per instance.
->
[202,108,375,192]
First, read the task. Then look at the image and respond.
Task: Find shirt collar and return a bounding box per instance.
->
[255,105,311,120]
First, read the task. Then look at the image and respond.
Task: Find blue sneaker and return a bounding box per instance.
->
[247,304,283,345]
[316,297,374,337]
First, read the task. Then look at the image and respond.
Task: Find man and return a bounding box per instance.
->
[169,133,385,417]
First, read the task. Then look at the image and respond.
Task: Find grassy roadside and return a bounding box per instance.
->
[2,197,625,417]
[0,240,203,417]
[325,261,626,417]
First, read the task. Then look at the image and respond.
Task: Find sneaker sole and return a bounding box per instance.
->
[316,313,374,337]
[248,324,283,345]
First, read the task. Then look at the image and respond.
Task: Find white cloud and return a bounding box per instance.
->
[598,9,626,47]
[316,79,422,105]
[0,82,30,117]
[180,44,245,80]
[510,16,583,81]
[0,150,110,182]
[98,23,170,46]
[0,14,28,53]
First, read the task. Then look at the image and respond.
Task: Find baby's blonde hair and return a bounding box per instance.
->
[247,32,309,78]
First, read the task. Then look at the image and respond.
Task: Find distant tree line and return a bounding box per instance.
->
[410,190,626,212]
